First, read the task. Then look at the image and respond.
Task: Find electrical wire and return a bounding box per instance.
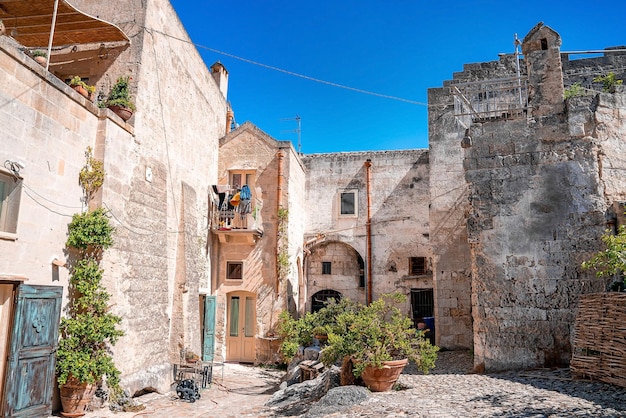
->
[143,27,430,107]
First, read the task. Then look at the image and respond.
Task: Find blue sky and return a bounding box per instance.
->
[169,0,624,154]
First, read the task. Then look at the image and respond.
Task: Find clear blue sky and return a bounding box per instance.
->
[169,0,624,154]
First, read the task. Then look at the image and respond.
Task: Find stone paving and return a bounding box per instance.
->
[56,351,626,417]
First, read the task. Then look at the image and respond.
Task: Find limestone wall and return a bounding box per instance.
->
[303,150,431,315]
[57,0,228,393]
[214,123,306,363]
[430,23,626,370]
[0,38,112,287]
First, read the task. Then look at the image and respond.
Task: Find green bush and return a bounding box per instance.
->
[320,293,438,377]
[66,208,114,251]
[593,72,623,93]
[278,293,438,378]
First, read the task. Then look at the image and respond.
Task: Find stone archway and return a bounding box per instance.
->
[305,240,365,308]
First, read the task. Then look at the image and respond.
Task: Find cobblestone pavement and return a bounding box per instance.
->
[58,351,626,417]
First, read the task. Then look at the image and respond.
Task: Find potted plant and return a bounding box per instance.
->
[69,76,96,100]
[320,293,439,392]
[31,50,47,66]
[101,76,135,121]
[56,148,124,417]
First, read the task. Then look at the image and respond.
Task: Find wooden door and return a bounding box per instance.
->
[0,284,15,416]
[202,296,216,362]
[2,285,62,418]
[225,292,256,362]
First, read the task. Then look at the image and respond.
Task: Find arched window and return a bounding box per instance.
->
[311,290,342,313]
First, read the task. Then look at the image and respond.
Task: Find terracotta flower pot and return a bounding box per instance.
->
[72,84,89,99]
[34,56,47,66]
[59,377,97,417]
[360,358,408,392]
[108,105,133,121]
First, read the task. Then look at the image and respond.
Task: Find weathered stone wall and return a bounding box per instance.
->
[428,54,522,350]
[303,150,431,316]
[64,0,228,393]
[430,22,626,370]
[0,37,114,286]
[214,123,305,363]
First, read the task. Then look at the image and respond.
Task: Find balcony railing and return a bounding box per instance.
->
[451,76,528,128]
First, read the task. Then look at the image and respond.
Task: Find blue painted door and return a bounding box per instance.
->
[2,285,62,418]
[202,296,216,362]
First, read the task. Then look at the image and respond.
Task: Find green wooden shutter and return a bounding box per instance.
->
[202,296,216,362]
[3,285,62,418]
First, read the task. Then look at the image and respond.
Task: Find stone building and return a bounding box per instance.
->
[0,0,232,414]
[302,151,433,325]
[210,122,306,364]
[1,8,625,416]
[429,22,626,371]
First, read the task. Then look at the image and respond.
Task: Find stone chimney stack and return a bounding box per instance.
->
[210,61,229,99]
[522,22,565,118]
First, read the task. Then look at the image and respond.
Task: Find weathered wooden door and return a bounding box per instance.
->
[2,285,62,418]
[202,296,216,362]
[226,292,256,362]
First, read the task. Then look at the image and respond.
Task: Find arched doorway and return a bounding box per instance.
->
[311,289,342,313]
[226,291,256,362]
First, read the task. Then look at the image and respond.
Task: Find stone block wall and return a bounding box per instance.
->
[430,23,626,370]
[303,150,431,316]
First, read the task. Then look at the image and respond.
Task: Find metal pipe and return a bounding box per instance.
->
[364,159,373,305]
[276,149,285,292]
[45,0,59,72]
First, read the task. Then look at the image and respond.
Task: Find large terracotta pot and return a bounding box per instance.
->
[72,84,89,99]
[108,105,133,121]
[59,377,97,417]
[360,358,408,392]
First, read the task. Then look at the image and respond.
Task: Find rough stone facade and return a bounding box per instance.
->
[0,0,228,396]
[302,150,432,319]
[213,123,305,364]
[2,11,626,410]
[429,22,626,371]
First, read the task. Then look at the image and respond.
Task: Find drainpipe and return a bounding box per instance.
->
[364,159,373,305]
[276,149,285,292]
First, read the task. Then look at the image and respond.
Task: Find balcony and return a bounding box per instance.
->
[210,203,263,244]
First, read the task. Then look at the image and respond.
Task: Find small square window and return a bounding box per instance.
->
[227,262,243,280]
[0,171,22,234]
[322,262,332,275]
[340,191,357,216]
[410,257,426,275]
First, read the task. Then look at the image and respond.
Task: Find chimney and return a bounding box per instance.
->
[226,107,234,134]
[210,61,229,99]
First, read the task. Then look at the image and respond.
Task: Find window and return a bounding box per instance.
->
[410,257,427,275]
[226,262,243,280]
[311,290,342,313]
[229,170,255,190]
[0,170,22,235]
[322,262,332,275]
[340,190,357,216]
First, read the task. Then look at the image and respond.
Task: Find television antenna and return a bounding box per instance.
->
[280,114,301,153]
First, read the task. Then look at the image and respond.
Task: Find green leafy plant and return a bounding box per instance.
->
[69,76,96,95]
[79,146,105,203]
[582,225,626,291]
[564,82,585,99]
[102,76,135,110]
[593,72,623,93]
[65,208,114,252]
[56,148,123,388]
[56,258,123,386]
[277,208,290,280]
[31,50,47,58]
[320,293,438,378]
